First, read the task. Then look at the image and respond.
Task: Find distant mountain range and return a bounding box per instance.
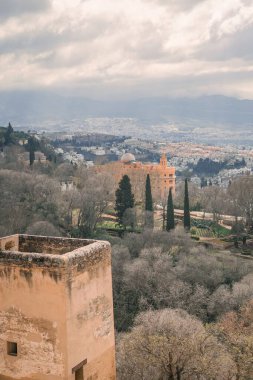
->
[0,91,252,130]
[0,91,253,145]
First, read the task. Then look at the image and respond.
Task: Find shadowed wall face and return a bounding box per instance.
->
[0,235,116,380]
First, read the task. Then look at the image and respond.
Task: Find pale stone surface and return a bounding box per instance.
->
[0,235,116,380]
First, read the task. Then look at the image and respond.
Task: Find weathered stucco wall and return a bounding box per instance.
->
[0,263,68,379]
[0,236,116,380]
[19,235,92,255]
[0,235,19,252]
[66,241,116,380]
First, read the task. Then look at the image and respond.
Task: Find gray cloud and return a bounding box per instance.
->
[0,0,51,21]
[195,24,253,61]
[49,67,253,101]
[146,0,206,11]
[0,16,112,55]
[0,0,252,99]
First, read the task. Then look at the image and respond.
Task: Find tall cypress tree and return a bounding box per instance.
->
[166,188,175,231]
[115,175,134,225]
[28,137,36,166]
[145,174,154,228]
[184,178,191,229]
[4,122,14,145]
[145,174,153,212]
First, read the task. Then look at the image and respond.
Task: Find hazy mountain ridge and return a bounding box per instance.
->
[1,92,253,145]
[0,91,252,127]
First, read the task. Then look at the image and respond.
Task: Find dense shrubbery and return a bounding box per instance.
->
[0,170,63,235]
[0,163,114,238]
[117,308,236,380]
[113,229,253,379]
[117,303,253,380]
[112,229,253,331]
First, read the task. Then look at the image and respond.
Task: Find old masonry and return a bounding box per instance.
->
[0,234,116,380]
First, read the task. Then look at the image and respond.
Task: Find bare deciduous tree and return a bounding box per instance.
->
[227,176,253,229]
[117,308,235,380]
[26,221,62,237]
[0,170,62,234]
[77,173,114,236]
[211,300,253,380]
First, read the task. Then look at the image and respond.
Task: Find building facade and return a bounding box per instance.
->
[95,153,176,202]
[0,235,116,380]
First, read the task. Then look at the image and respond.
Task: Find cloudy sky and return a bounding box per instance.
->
[0,0,253,99]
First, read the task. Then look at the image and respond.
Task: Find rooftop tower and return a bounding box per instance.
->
[0,234,116,380]
[160,153,168,167]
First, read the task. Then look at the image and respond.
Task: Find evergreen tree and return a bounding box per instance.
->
[28,137,36,166]
[145,174,153,211]
[201,177,207,188]
[4,122,14,145]
[184,178,191,229]
[166,188,175,231]
[115,175,134,226]
[145,174,154,228]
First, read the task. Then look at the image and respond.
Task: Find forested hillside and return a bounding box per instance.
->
[1,124,253,379]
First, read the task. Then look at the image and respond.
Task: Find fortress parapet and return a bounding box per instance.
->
[0,234,116,380]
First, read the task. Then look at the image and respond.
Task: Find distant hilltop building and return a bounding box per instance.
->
[0,234,116,380]
[95,153,176,201]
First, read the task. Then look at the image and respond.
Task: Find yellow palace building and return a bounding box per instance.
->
[95,153,176,202]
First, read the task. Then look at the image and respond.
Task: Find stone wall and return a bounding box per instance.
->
[0,235,116,380]
[0,235,19,252]
[0,264,67,379]
[19,235,92,255]
[66,242,115,379]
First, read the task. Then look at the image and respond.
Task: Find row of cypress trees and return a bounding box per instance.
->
[166,179,190,231]
[115,174,191,230]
